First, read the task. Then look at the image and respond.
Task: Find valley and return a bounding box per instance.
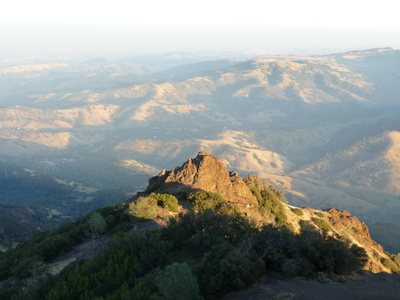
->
[1,48,400,252]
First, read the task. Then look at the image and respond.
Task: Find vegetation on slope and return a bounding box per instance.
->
[0,203,131,282]
[0,161,130,248]
[0,183,377,300]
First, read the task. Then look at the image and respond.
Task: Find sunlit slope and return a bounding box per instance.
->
[0,48,399,219]
[296,131,400,195]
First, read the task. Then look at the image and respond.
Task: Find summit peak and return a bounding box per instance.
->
[147,152,257,207]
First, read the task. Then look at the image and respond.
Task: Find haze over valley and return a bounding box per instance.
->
[0,46,400,252]
[2,0,400,298]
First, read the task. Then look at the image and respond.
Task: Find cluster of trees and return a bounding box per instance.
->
[0,186,372,299]
[251,222,368,277]
[0,203,131,284]
[187,191,235,212]
[0,160,130,249]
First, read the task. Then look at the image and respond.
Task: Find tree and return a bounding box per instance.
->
[152,263,202,300]
[88,212,106,239]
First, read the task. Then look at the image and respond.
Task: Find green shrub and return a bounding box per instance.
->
[312,218,331,233]
[87,212,106,239]
[381,257,400,273]
[11,255,45,279]
[194,243,264,297]
[162,209,255,255]
[390,254,400,265]
[148,193,179,212]
[249,187,262,202]
[291,208,304,216]
[129,197,158,220]
[314,211,325,218]
[44,230,172,299]
[187,191,227,211]
[152,263,202,300]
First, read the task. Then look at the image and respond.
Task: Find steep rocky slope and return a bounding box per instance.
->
[139,151,396,273]
[147,151,258,210]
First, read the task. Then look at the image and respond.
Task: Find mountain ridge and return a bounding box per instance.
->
[1,151,400,299]
[2,47,400,253]
[132,151,394,274]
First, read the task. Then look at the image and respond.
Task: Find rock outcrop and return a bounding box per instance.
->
[138,151,396,274]
[148,151,258,208]
[324,208,386,273]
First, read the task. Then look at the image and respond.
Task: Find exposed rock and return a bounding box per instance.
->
[323,208,388,272]
[326,208,369,235]
[141,152,395,274]
[326,208,382,249]
[148,151,258,208]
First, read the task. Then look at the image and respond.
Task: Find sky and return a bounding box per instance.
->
[1,0,400,57]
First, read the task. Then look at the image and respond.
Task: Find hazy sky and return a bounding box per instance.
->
[1,0,400,57]
[2,0,399,28]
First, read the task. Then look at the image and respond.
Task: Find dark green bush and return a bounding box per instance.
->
[292,208,304,216]
[148,193,179,212]
[152,263,202,300]
[44,231,172,300]
[162,209,255,255]
[312,218,331,233]
[381,257,400,273]
[251,222,365,277]
[194,243,264,297]
[187,191,227,211]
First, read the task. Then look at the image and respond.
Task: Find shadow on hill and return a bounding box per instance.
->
[226,272,400,300]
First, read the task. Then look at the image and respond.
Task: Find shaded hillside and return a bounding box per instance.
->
[0,161,129,249]
[1,152,400,299]
[335,48,400,109]
[141,152,395,273]
[0,204,60,250]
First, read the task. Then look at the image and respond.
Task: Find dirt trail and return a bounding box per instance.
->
[48,234,111,275]
[48,221,161,275]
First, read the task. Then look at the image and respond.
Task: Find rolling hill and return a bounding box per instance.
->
[1,48,400,251]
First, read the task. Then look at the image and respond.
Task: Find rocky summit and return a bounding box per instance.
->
[140,151,394,273]
[148,151,258,207]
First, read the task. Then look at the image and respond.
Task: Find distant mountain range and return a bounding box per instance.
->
[1,48,400,251]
